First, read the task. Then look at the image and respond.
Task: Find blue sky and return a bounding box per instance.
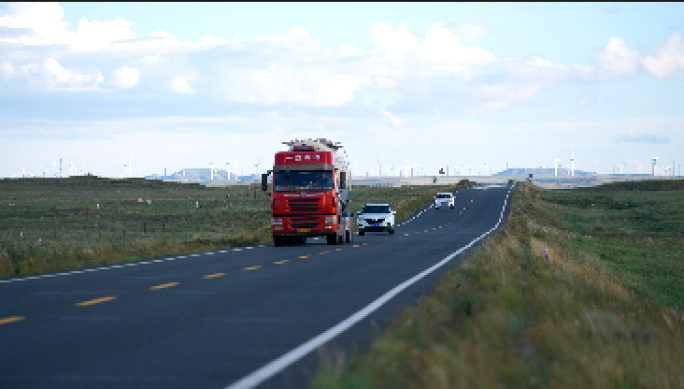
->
[1,2,683,178]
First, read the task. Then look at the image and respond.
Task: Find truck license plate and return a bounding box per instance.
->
[297,228,310,233]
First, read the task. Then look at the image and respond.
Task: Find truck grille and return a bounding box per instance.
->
[366,218,385,223]
[287,198,320,213]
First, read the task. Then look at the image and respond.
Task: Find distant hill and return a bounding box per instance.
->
[493,168,594,177]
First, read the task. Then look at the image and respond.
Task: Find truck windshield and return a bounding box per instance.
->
[274,171,334,192]
[362,205,390,214]
[437,194,452,198]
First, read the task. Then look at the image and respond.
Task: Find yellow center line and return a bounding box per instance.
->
[0,316,25,325]
[274,260,289,264]
[299,255,311,259]
[352,245,359,247]
[335,248,343,251]
[424,230,429,232]
[439,226,442,229]
[415,232,420,234]
[319,251,330,255]
[203,273,225,279]
[244,266,261,271]
[432,228,436,230]
[150,282,179,290]
[404,233,410,236]
[362,243,368,245]
[76,296,117,306]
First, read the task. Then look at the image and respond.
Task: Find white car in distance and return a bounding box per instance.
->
[357,204,395,236]
[434,192,455,210]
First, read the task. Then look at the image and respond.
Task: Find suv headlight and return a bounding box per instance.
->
[325,216,336,223]
[271,218,283,225]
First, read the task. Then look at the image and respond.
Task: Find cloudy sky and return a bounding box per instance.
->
[1,2,683,178]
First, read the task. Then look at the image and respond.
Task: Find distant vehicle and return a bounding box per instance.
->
[261,138,353,246]
[434,192,455,209]
[357,204,395,236]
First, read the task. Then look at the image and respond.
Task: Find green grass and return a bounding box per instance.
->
[0,176,471,278]
[313,180,683,388]
[536,180,684,310]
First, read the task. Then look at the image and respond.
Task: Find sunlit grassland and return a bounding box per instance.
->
[313,180,683,388]
[0,176,470,278]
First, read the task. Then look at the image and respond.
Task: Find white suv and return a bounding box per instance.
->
[357,204,395,235]
[434,192,455,210]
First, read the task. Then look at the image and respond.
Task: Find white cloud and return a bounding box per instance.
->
[73,17,136,51]
[381,108,411,128]
[170,76,194,94]
[337,43,360,57]
[220,67,370,106]
[420,23,495,64]
[596,37,639,75]
[1,61,16,77]
[444,20,489,39]
[642,33,684,78]
[369,22,418,61]
[39,58,104,90]
[112,66,140,89]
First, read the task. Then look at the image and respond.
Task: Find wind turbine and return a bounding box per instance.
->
[210,162,214,180]
[554,155,561,176]
[652,157,658,176]
[254,159,260,176]
[226,160,231,180]
[571,151,575,176]
[69,161,75,177]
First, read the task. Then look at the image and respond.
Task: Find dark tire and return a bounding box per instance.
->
[389,228,395,234]
[327,234,338,245]
[359,230,365,236]
[345,229,352,243]
[451,205,455,209]
[274,236,283,247]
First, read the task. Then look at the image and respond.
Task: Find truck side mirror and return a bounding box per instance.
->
[339,171,346,189]
[356,211,361,215]
[261,173,268,192]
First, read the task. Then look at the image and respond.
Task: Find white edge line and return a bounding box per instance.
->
[225,186,513,389]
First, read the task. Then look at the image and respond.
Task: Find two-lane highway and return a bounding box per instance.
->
[0,184,513,388]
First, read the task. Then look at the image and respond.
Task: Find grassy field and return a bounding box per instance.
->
[313,180,683,388]
[0,176,470,278]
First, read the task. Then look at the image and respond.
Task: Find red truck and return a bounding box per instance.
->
[261,138,353,247]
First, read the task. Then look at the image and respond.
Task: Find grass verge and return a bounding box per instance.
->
[313,180,683,388]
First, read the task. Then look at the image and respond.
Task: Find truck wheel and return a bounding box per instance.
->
[451,205,455,209]
[389,228,395,234]
[327,234,338,245]
[274,236,282,247]
[359,230,365,236]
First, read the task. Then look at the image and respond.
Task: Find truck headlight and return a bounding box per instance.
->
[325,216,336,223]
[271,218,283,225]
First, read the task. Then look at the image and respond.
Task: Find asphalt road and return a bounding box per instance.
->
[0,184,513,389]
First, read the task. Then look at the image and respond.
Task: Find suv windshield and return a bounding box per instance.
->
[274,171,333,192]
[437,194,452,198]
[362,205,390,214]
